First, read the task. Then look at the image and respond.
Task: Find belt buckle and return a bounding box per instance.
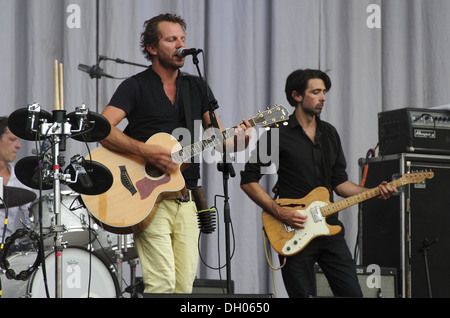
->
[178,190,191,202]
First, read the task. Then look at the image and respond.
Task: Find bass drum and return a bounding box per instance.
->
[0,247,120,298]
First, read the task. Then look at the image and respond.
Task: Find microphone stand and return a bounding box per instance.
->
[191,52,234,294]
[99,55,148,69]
[418,237,437,298]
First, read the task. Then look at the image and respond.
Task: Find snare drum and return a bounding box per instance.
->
[29,191,95,247]
[0,247,120,298]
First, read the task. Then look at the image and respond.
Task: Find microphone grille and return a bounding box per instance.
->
[197,208,216,234]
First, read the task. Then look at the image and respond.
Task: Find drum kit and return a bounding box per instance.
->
[0,61,139,298]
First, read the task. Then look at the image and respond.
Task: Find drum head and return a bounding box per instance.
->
[67,111,111,142]
[29,247,120,298]
[8,108,53,141]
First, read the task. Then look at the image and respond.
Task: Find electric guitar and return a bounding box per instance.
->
[262,171,434,256]
[82,105,289,234]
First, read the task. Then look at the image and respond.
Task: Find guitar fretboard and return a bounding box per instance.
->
[170,105,288,164]
[171,127,236,164]
[320,176,419,217]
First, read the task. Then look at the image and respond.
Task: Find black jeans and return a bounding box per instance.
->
[279,230,363,298]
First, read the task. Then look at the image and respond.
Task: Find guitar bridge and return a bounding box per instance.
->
[119,165,137,196]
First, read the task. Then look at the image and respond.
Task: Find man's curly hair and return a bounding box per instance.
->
[140,13,187,62]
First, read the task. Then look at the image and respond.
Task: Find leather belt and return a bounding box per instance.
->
[178,190,193,202]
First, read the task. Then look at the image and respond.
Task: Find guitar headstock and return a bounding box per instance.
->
[251,105,289,129]
[400,171,435,185]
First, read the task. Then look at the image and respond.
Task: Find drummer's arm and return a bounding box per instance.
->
[100,106,178,173]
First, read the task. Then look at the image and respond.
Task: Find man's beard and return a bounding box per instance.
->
[156,54,184,70]
[300,104,322,117]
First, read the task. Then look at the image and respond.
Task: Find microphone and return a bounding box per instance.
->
[191,186,216,234]
[78,64,114,79]
[176,47,203,58]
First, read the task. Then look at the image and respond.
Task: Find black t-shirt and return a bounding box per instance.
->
[240,113,348,202]
[108,66,216,188]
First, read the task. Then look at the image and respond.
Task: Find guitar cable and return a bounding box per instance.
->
[360,146,377,187]
[355,145,377,263]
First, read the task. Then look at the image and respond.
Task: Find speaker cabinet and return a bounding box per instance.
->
[138,279,272,298]
[315,265,397,298]
[134,278,234,296]
[359,153,450,298]
[193,279,234,294]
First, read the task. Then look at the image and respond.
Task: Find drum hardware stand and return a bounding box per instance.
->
[114,235,124,292]
[37,110,102,298]
[40,111,72,298]
[128,258,139,297]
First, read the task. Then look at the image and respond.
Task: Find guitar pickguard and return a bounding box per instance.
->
[135,175,171,200]
[281,201,331,255]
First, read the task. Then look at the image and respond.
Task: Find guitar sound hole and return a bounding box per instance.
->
[145,163,164,179]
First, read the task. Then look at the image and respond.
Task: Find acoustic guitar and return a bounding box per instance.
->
[82,105,289,234]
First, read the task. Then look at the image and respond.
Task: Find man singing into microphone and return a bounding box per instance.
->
[100,13,250,294]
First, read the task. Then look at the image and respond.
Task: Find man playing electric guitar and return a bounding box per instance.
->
[240,69,396,298]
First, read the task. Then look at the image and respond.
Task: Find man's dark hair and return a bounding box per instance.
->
[0,117,8,138]
[140,13,187,62]
[285,69,332,107]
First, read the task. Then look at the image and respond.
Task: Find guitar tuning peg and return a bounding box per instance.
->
[265,127,271,131]
[283,121,288,126]
[266,107,270,110]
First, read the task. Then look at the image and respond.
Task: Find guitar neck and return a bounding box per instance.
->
[171,125,248,164]
[320,178,406,217]
[170,105,288,164]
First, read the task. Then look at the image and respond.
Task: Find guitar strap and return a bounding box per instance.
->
[318,124,332,194]
[180,74,194,141]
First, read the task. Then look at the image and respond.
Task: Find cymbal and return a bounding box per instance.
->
[8,108,53,141]
[14,157,53,190]
[0,186,37,209]
[67,111,111,143]
[65,160,113,195]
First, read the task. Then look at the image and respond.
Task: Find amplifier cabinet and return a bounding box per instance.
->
[378,108,450,155]
[358,153,450,298]
[315,265,397,298]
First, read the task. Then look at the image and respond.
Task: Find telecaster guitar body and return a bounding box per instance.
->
[262,171,434,256]
[262,187,341,256]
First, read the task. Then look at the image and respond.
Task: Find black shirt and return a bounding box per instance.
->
[108,66,216,188]
[240,113,348,201]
